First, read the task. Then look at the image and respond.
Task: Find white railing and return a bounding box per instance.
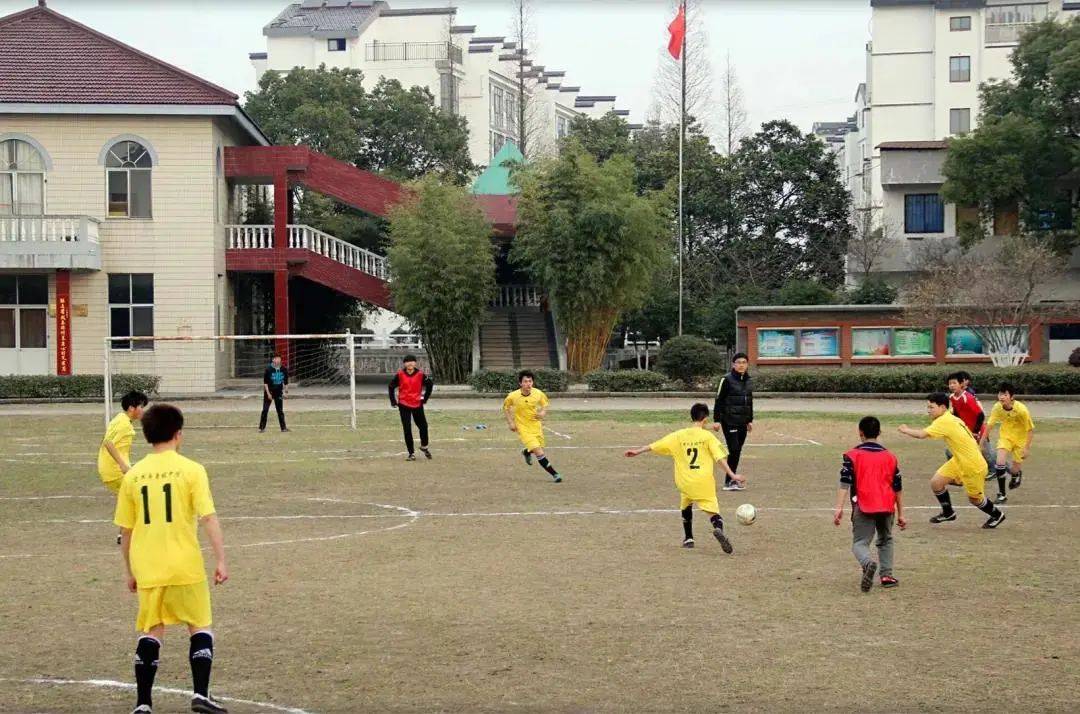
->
[226,224,388,280]
[357,333,423,349]
[0,215,100,243]
[492,284,542,308]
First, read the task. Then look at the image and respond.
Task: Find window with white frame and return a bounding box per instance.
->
[109,273,154,350]
[986,3,1048,45]
[950,108,971,135]
[105,141,152,218]
[949,56,971,83]
[556,114,570,140]
[489,81,518,157]
[0,139,45,216]
[950,16,971,31]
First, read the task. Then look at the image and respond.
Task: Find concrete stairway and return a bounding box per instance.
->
[479,308,558,369]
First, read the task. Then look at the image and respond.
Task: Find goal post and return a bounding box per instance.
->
[103,332,360,429]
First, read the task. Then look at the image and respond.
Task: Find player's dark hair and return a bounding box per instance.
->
[956,370,971,383]
[998,382,1016,396]
[403,354,417,363]
[732,352,748,362]
[858,416,881,439]
[946,371,966,384]
[518,370,535,383]
[927,392,950,407]
[121,391,149,411]
[141,404,184,445]
[690,403,710,421]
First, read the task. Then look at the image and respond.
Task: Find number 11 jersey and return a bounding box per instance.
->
[114,450,216,588]
[649,427,729,502]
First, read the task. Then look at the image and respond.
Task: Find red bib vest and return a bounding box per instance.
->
[396,369,425,408]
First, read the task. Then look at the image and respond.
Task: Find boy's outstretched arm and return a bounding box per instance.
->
[624,445,651,457]
[897,424,929,439]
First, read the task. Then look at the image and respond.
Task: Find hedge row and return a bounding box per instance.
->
[468,369,572,393]
[585,369,669,392]
[0,374,160,400]
[750,365,1080,395]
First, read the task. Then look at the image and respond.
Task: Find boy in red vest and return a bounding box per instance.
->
[833,416,907,592]
[388,354,434,461]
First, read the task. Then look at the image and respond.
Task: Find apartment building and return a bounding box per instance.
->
[249,0,636,166]
[825,0,1079,294]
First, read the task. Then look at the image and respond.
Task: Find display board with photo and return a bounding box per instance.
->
[757,327,838,359]
[946,326,1028,356]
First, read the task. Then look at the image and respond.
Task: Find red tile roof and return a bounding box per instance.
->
[0,3,237,105]
[474,195,518,236]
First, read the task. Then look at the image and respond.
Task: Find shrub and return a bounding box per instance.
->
[747,365,1080,395]
[585,369,668,392]
[1070,347,1080,368]
[656,336,724,385]
[468,369,571,393]
[0,374,160,400]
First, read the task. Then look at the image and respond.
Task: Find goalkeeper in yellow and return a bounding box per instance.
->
[503,370,561,483]
[625,403,745,552]
[981,381,1035,501]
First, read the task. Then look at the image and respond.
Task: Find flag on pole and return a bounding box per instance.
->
[667,2,686,59]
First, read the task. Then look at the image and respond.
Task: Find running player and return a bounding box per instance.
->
[898,393,1005,529]
[503,370,561,483]
[99,391,148,543]
[388,354,434,461]
[945,371,994,471]
[625,403,744,551]
[114,404,229,714]
[982,382,1035,500]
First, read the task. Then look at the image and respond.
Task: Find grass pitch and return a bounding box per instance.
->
[1,405,1077,712]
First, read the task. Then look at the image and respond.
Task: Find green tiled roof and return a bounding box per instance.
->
[472,141,524,195]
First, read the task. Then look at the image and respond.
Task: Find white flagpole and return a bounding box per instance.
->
[677,0,686,336]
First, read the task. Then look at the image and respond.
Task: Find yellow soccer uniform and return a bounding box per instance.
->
[97,412,135,493]
[114,450,216,631]
[987,401,1034,463]
[650,427,729,514]
[926,412,987,498]
[503,388,549,451]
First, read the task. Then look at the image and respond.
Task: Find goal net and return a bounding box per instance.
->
[103,333,362,429]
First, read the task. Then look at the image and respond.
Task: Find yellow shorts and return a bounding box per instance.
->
[679,494,720,515]
[518,429,545,452]
[101,478,121,494]
[938,458,985,499]
[136,582,212,632]
[996,438,1025,464]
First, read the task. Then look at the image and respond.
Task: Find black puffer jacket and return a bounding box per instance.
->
[712,370,753,426]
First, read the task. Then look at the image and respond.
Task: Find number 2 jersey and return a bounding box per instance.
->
[114,449,216,588]
[649,426,729,500]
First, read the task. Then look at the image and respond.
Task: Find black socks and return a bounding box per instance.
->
[536,456,559,477]
[134,636,160,708]
[934,489,954,515]
[681,507,693,540]
[976,497,1001,518]
[189,631,214,698]
[710,513,724,530]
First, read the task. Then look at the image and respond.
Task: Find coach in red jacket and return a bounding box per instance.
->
[389,354,434,461]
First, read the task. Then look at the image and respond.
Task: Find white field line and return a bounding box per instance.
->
[767,430,823,446]
[543,425,573,440]
[0,677,313,714]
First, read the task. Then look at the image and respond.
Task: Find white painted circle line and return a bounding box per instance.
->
[0,677,314,713]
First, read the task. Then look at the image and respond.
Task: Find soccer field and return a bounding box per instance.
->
[1,404,1078,713]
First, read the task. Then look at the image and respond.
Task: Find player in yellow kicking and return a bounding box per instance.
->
[981,382,1035,502]
[114,404,229,714]
[625,403,745,552]
[99,391,148,543]
[899,392,1005,529]
[503,370,562,483]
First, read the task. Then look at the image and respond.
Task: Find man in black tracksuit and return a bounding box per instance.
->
[713,352,754,490]
[259,355,289,433]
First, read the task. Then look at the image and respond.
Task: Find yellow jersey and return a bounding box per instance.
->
[926,412,985,474]
[987,401,1034,444]
[649,427,729,501]
[503,388,549,431]
[114,450,216,588]
[98,412,135,485]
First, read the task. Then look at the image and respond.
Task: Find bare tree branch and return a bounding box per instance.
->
[718,52,748,155]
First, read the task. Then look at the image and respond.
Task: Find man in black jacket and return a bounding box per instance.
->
[259,355,289,433]
[713,352,753,490]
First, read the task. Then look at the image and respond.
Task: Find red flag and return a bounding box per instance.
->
[667,2,686,59]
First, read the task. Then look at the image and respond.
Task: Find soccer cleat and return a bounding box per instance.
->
[682,538,695,549]
[1009,471,1022,490]
[116,534,122,546]
[522,449,533,466]
[420,446,432,460]
[929,511,957,524]
[712,526,734,554]
[405,453,416,461]
[995,493,1008,504]
[982,511,1006,529]
[258,428,265,433]
[880,575,899,589]
[281,428,290,433]
[860,561,878,593]
[191,694,228,714]
[131,706,152,714]
[551,473,562,484]
[722,483,744,491]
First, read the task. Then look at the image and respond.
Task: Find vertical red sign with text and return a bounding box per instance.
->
[56,270,72,376]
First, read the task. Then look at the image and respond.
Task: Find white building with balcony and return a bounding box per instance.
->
[823,0,1079,295]
[249,0,636,166]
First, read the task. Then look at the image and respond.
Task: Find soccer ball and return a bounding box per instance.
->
[735,503,757,526]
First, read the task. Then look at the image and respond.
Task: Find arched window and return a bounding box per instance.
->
[1,139,46,216]
[105,140,153,218]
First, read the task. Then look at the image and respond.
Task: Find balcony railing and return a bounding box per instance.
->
[492,284,542,308]
[365,41,463,64]
[0,215,100,243]
[226,224,389,280]
[0,215,101,270]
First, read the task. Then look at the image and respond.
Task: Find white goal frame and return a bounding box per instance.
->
[103,332,359,430]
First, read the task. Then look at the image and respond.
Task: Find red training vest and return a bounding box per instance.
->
[844,444,899,514]
[396,369,425,408]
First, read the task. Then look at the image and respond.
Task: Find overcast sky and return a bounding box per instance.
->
[4,0,870,138]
